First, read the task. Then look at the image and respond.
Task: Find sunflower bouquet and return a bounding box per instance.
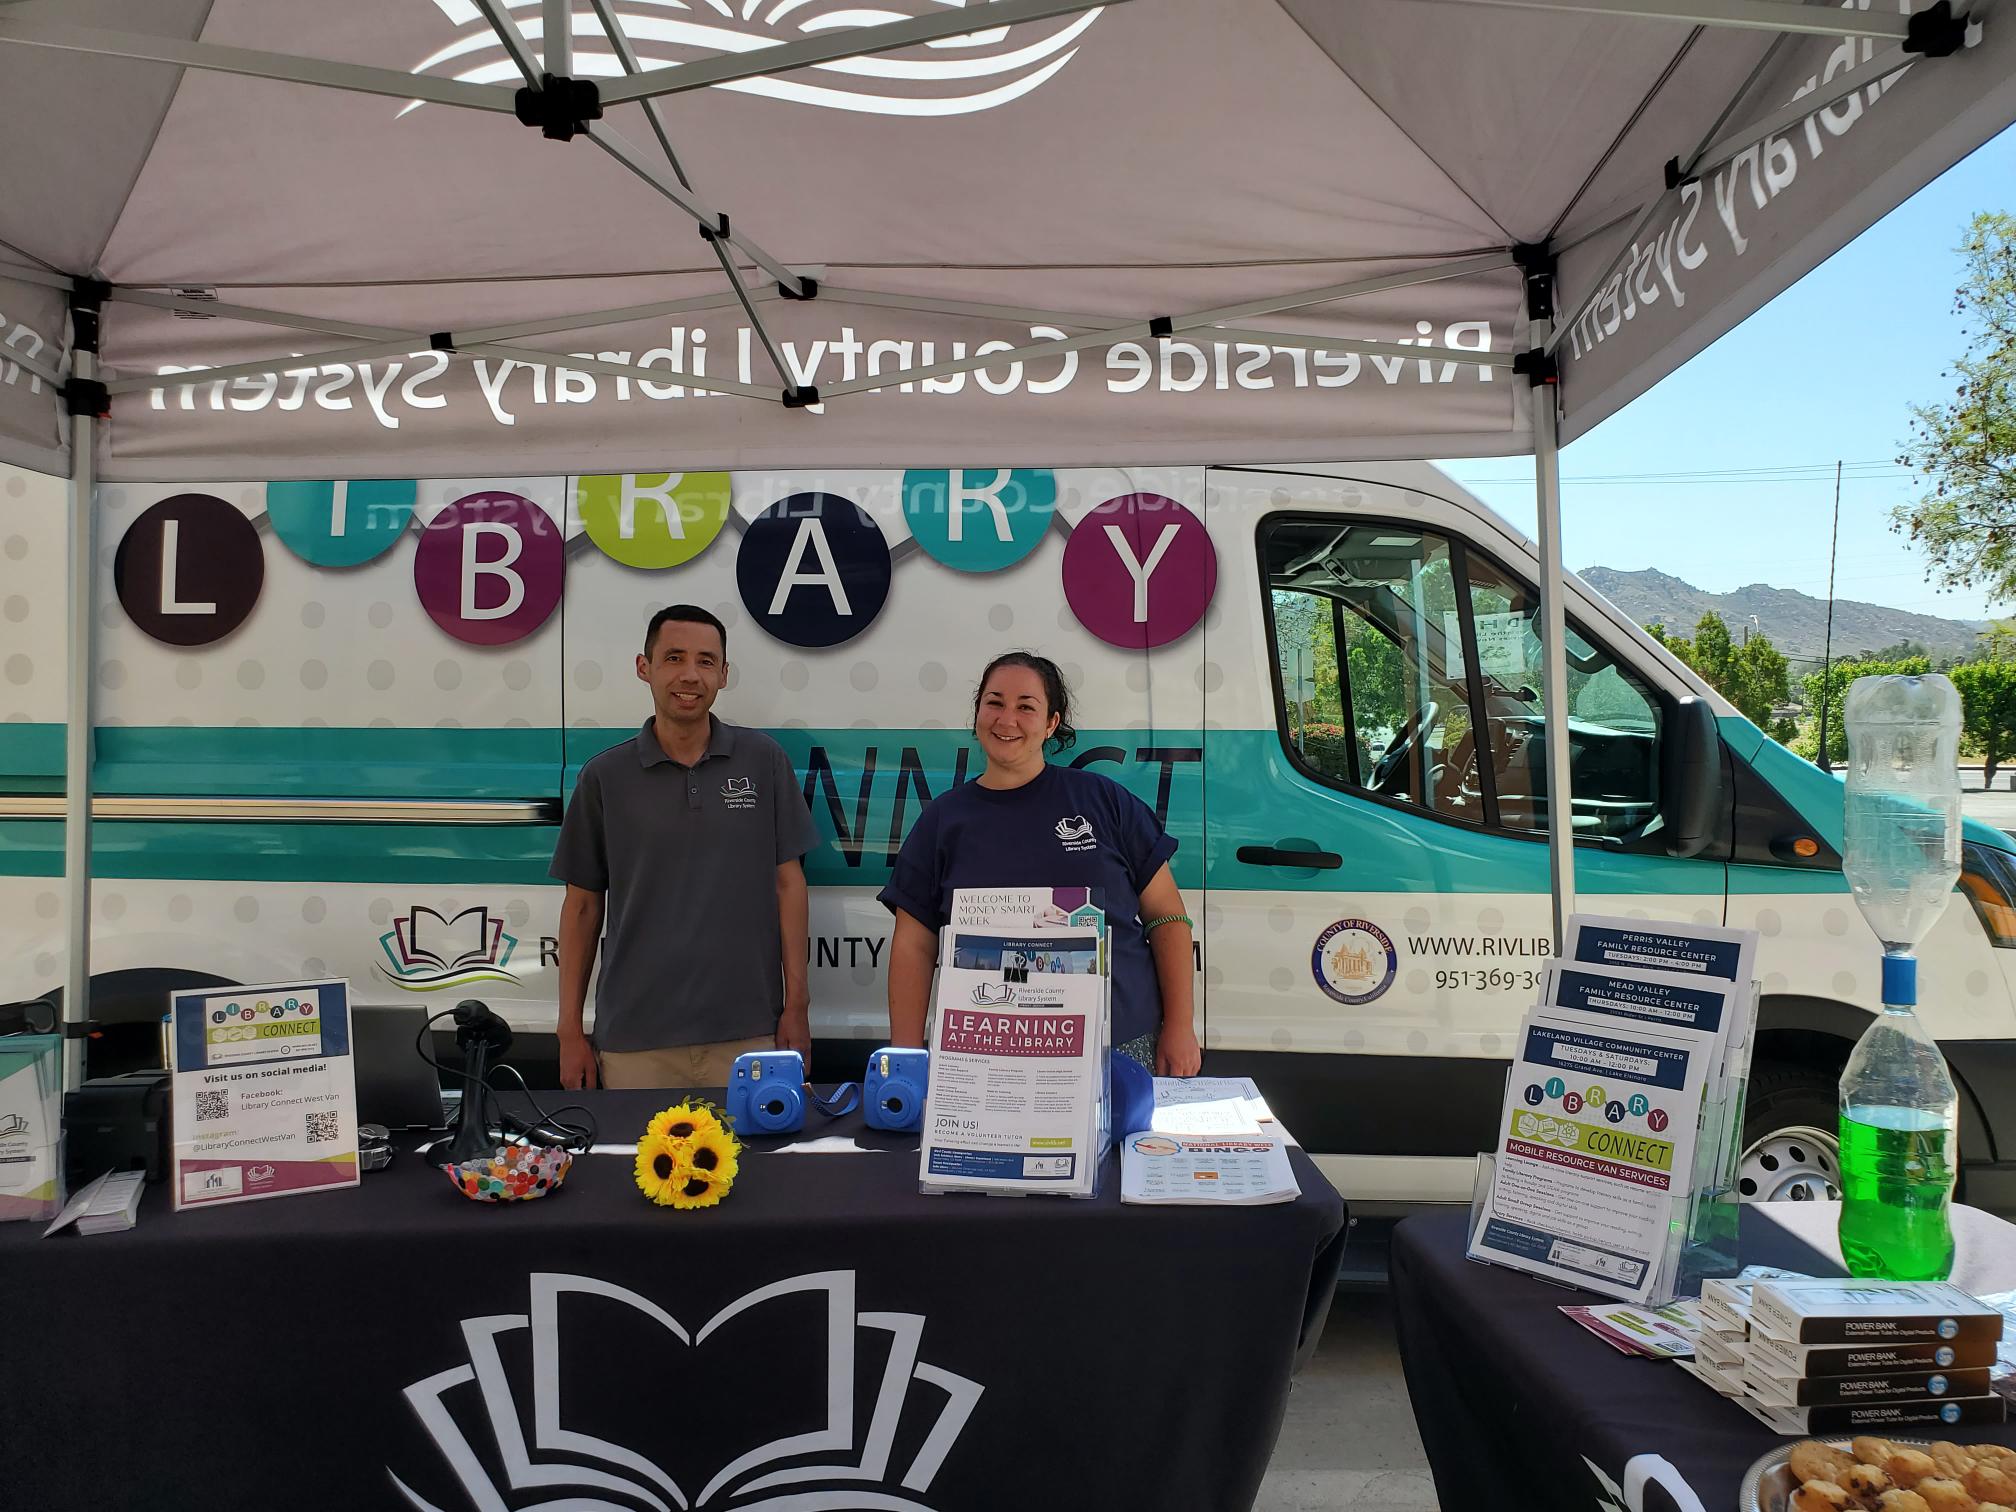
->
[633,1100,742,1209]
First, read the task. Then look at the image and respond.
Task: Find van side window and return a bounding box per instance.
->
[1460,555,1662,840]
[1262,517,1662,843]
[1264,522,1482,825]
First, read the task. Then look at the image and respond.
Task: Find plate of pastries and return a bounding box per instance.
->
[1746,1437,2016,1511]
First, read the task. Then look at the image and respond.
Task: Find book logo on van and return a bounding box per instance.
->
[378,905,521,990]
[1312,919,1398,1006]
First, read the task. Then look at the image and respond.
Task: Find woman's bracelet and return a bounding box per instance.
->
[1141,913,1193,934]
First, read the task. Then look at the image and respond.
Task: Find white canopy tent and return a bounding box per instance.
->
[1,0,2009,1084]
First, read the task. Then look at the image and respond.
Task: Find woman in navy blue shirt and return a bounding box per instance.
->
[880,652,1201,1074]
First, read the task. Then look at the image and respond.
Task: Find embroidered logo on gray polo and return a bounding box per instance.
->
[390,1270,985,1512]
[721,775,758,810]
[1053,815,1096,852]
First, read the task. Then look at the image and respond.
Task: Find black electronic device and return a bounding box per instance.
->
[351,1004,449,1131]
[63,1069,170,1187]
[443,998,514,1165]
[414,1000,595,1163]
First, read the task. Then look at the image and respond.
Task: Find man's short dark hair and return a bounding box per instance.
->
[644,605,728,659]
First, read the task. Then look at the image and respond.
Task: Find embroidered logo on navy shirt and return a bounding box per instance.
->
[720,775,758,810]
[1054,814,1097,852]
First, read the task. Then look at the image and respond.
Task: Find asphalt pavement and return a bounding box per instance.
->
[1255,1284,1440,1511]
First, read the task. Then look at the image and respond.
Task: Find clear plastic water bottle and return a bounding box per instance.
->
[1838,674,1961,1281]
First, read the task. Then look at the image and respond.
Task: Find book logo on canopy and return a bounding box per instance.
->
[378,905,521,990]
[409,0,1100,118]
[389,1270,986,1511]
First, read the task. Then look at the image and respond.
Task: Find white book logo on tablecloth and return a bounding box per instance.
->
[390,1269,986,1511]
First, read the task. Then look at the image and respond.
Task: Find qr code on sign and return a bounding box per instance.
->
[195,1089,228,1121]
[305,1110,339,1144]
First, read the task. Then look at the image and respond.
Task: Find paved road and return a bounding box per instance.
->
[1256,1288,1439,1511]
[1963,779,2016,835]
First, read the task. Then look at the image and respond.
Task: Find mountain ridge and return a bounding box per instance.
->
[1580,567,1988,665]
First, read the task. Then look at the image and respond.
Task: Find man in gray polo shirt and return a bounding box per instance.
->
[550,604,819,1090]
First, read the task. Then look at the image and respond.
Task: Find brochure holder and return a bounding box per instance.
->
[1467,917,1760,1305]
[918,890,1112,1199]
[0,1034,64,1223]
[1674,979,1759,1298]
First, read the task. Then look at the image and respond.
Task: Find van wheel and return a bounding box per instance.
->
[1740,1064,1841,1203]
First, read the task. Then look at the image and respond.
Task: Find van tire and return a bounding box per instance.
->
[1740,1063,1841,1203]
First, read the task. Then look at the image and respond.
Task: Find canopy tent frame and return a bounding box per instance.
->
[0,0,1991,1086]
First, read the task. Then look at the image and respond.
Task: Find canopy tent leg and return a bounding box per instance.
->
[1519,247,1576,952]
[61,287,101,1091]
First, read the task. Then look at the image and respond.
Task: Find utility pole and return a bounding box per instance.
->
[1815,461,1843,772]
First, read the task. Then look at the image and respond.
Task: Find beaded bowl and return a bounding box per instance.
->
[443,1143,573,1203]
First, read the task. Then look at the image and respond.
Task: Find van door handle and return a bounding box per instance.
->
[1236,845,1342,870]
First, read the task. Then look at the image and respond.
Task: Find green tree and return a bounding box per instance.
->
[1974,620,2016,663]
[1895,212,2016,602]
[1691,611,1737,691]
[1952,659,2016,787]
[1646,612,1794,739]
[1730,635,1796,744]
[1796,656,1934,764]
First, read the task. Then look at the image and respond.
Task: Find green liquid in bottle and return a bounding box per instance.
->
[1838,1104,1955,1282]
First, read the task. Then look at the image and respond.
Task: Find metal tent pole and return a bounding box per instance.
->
[61,284,105,1091]
[1517,244,1578,951]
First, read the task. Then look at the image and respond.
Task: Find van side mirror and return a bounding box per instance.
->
[1660,696,1727,859]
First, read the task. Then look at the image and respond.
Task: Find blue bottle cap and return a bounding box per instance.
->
[1882,953,1917,1006]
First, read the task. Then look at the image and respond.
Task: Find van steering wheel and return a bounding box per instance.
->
[1372,699,1442,794]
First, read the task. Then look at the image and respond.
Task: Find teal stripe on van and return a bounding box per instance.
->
[89,726,562,800]
[0,819,556,884]
[0,723,64,792]
[5,720,1909,896]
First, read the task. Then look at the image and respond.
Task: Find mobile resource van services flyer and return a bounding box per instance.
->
[169,978,360,1210]
[922,928,1105,1198]
[1471,1011,1709,1301]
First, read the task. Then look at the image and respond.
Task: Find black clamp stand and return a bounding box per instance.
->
[443,999,514,1164]
[64,277,110,419]
[1904,0,1970,56]
[1512,242,1560,388]
[514,74,602,141]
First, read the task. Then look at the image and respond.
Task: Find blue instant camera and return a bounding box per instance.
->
[863,1047,929,1133]
[727,1050,807,1135]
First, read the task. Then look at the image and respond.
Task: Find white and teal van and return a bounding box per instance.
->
[4,459,2013,1213]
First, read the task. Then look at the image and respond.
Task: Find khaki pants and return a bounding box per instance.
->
[598,1034,775,1091]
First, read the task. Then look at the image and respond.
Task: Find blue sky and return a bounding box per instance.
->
[1439,121,2016,639]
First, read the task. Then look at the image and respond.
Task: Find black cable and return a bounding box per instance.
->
[410,1008,594,1153]
[485,1061,597,1152]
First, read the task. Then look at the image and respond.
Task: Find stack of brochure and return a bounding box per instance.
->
[1467,913,1759,1304]
[44,1169,147,1237]
[1681,1274,2009,1433]
[1119,1129,1300,1205]
[0,1034,63,1224]
[1118,1075,1300,1205]
[918,889,1111,1199]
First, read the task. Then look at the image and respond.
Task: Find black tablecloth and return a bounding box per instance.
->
[5,1090,1346,1512]
[1393,1203,2016,1512]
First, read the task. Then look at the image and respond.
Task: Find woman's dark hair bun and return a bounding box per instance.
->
[972,651,1077,754]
